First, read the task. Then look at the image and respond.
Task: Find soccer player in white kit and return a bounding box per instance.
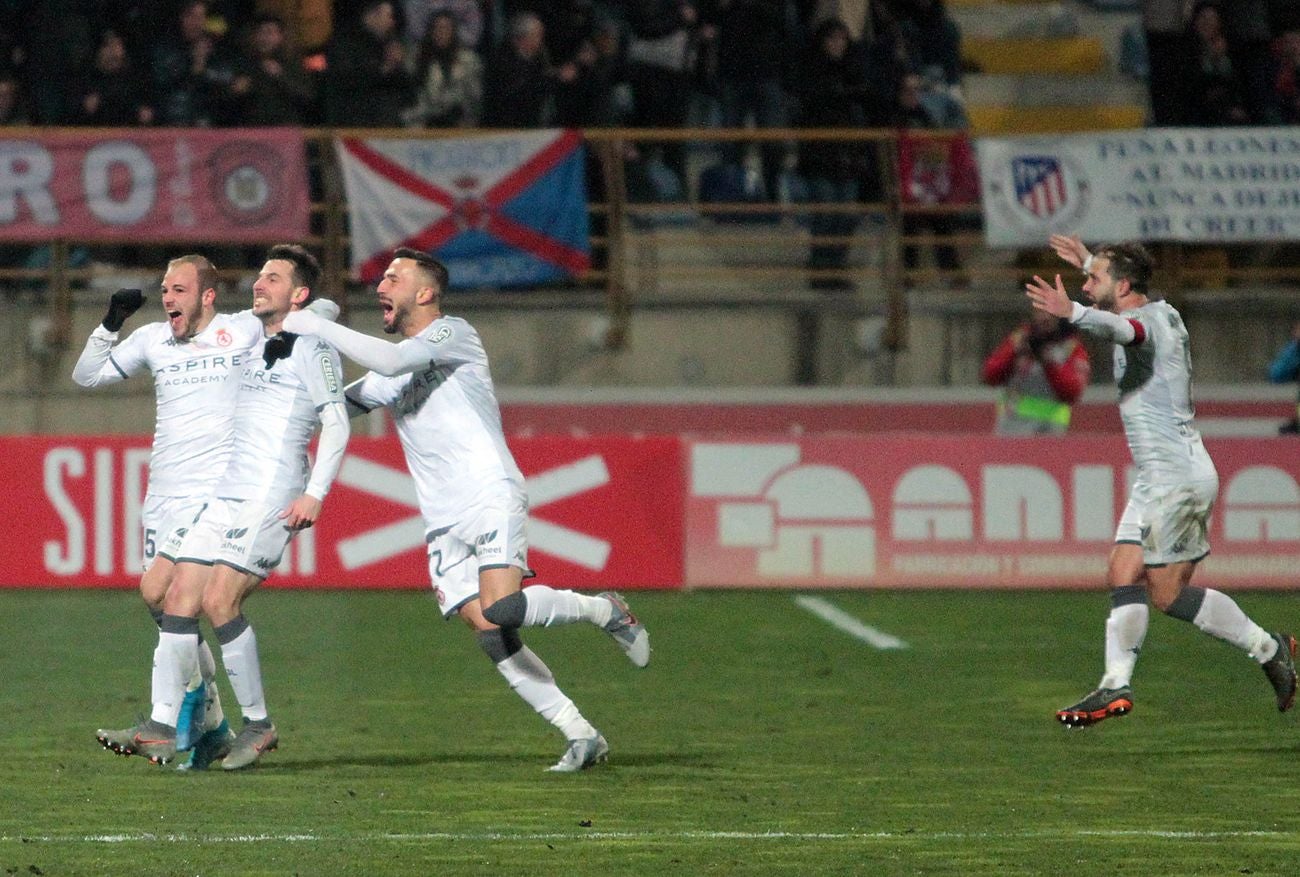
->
[75,255,260,764]
[1026,238,1296,726]
[282,247,650,772]
[96,244,350,768]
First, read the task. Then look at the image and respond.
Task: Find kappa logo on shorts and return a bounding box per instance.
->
[225,527,249,540]
[253,557,277,571]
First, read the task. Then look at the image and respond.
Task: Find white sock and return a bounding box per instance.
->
[220,625,269,722]
[150,632,197,727]
[1100,603,1148,690]
[196,640,226,730]
[496,645,597,741]
[523,585,613,627]
[1192,589,1275,661]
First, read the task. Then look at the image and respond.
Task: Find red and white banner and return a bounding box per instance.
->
[0,436,683,590]
[0,128,309,241]
[685,436,1300,589]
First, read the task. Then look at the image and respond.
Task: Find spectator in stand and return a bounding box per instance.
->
[1182,1,1251,126]
[982,307,1091,436]
[796,18,873,290]
[152,0,226,126]
[402,10,483,127]
[1218,0,1278,123]
[1143,0,1188,125]
[20,0,94,123]
[403,0,485,52]
[624,0,712,184]
[481,11,553,127]
[895,0,962,96]
[1269,321,1300,435]
[226,13,316,126]
[536,0,600,71]
[0,70,29,126]
[74,29,155,126]
[894,69,969,286]
[151,0,236,126]
[1271,27,1300,123]
[709,0,789,203]
[860,1,912,120]
[323,0,413,126]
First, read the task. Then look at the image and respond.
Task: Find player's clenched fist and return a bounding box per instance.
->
[102,288,144,332]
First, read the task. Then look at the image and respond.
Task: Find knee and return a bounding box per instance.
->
[481,591,526,629]
[200,583,240,626]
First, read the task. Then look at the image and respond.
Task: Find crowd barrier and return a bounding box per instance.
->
[7,430,1297,591]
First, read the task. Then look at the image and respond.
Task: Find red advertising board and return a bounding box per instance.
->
[0,436,683,590]
[685,436,1300,589]
[0,129,309,241]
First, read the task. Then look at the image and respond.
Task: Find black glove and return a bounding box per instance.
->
[262,332,298,369]
[102,288,144,332]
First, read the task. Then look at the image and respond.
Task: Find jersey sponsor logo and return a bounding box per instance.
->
[225,527,249,540]
[317,349,339,394]
[474,530,498,546]
[431,325,452,344]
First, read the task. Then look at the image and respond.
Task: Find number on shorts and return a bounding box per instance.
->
[144,528,157,559]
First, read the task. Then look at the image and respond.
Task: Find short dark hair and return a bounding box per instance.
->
[1096,241,1154,294]
[392,246,449,295]
[266,243,321,304]
[167,253,220,297]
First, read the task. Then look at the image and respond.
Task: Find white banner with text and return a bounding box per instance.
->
[977,127,1300,246]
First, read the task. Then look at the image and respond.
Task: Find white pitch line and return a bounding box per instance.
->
[0,829,1286,844]
[793,595,908,650]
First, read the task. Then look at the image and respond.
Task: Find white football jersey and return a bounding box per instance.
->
[72,312,263,497]
[1113,300,1216,483]
[215,331,346,507]
[346,315,525,531]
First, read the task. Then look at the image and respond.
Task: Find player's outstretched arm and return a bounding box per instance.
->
[1028,274,1140,344]
[1049,234,1091,270]
[72,288,146,387]
[281,309,431,376]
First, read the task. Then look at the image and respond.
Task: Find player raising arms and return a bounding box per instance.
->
[96,244,350,769]
[75,256,259,765]
[1028,237,1296,727]
[281,247,648,772]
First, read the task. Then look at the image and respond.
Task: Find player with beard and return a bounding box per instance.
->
[1027,237,1296,727]
[96,244,349,770]
[280,247,649,772]
[77,253,338,768]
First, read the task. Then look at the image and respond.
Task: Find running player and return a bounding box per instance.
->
[281,247,648,772]
[1026,238,1296,726]
[96,244,350,768]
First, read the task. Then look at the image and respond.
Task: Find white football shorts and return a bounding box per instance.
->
[426,491,531,618]
[174,497,294,578]
[1115,475,1219,566]
[140,493,208,572]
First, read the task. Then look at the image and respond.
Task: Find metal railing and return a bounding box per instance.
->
[10,126,1300,366]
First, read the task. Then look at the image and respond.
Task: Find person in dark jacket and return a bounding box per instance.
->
[323,0,413,126]
[796,18,873,289]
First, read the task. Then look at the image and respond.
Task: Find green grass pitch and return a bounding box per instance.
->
[2,588,1300,875]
